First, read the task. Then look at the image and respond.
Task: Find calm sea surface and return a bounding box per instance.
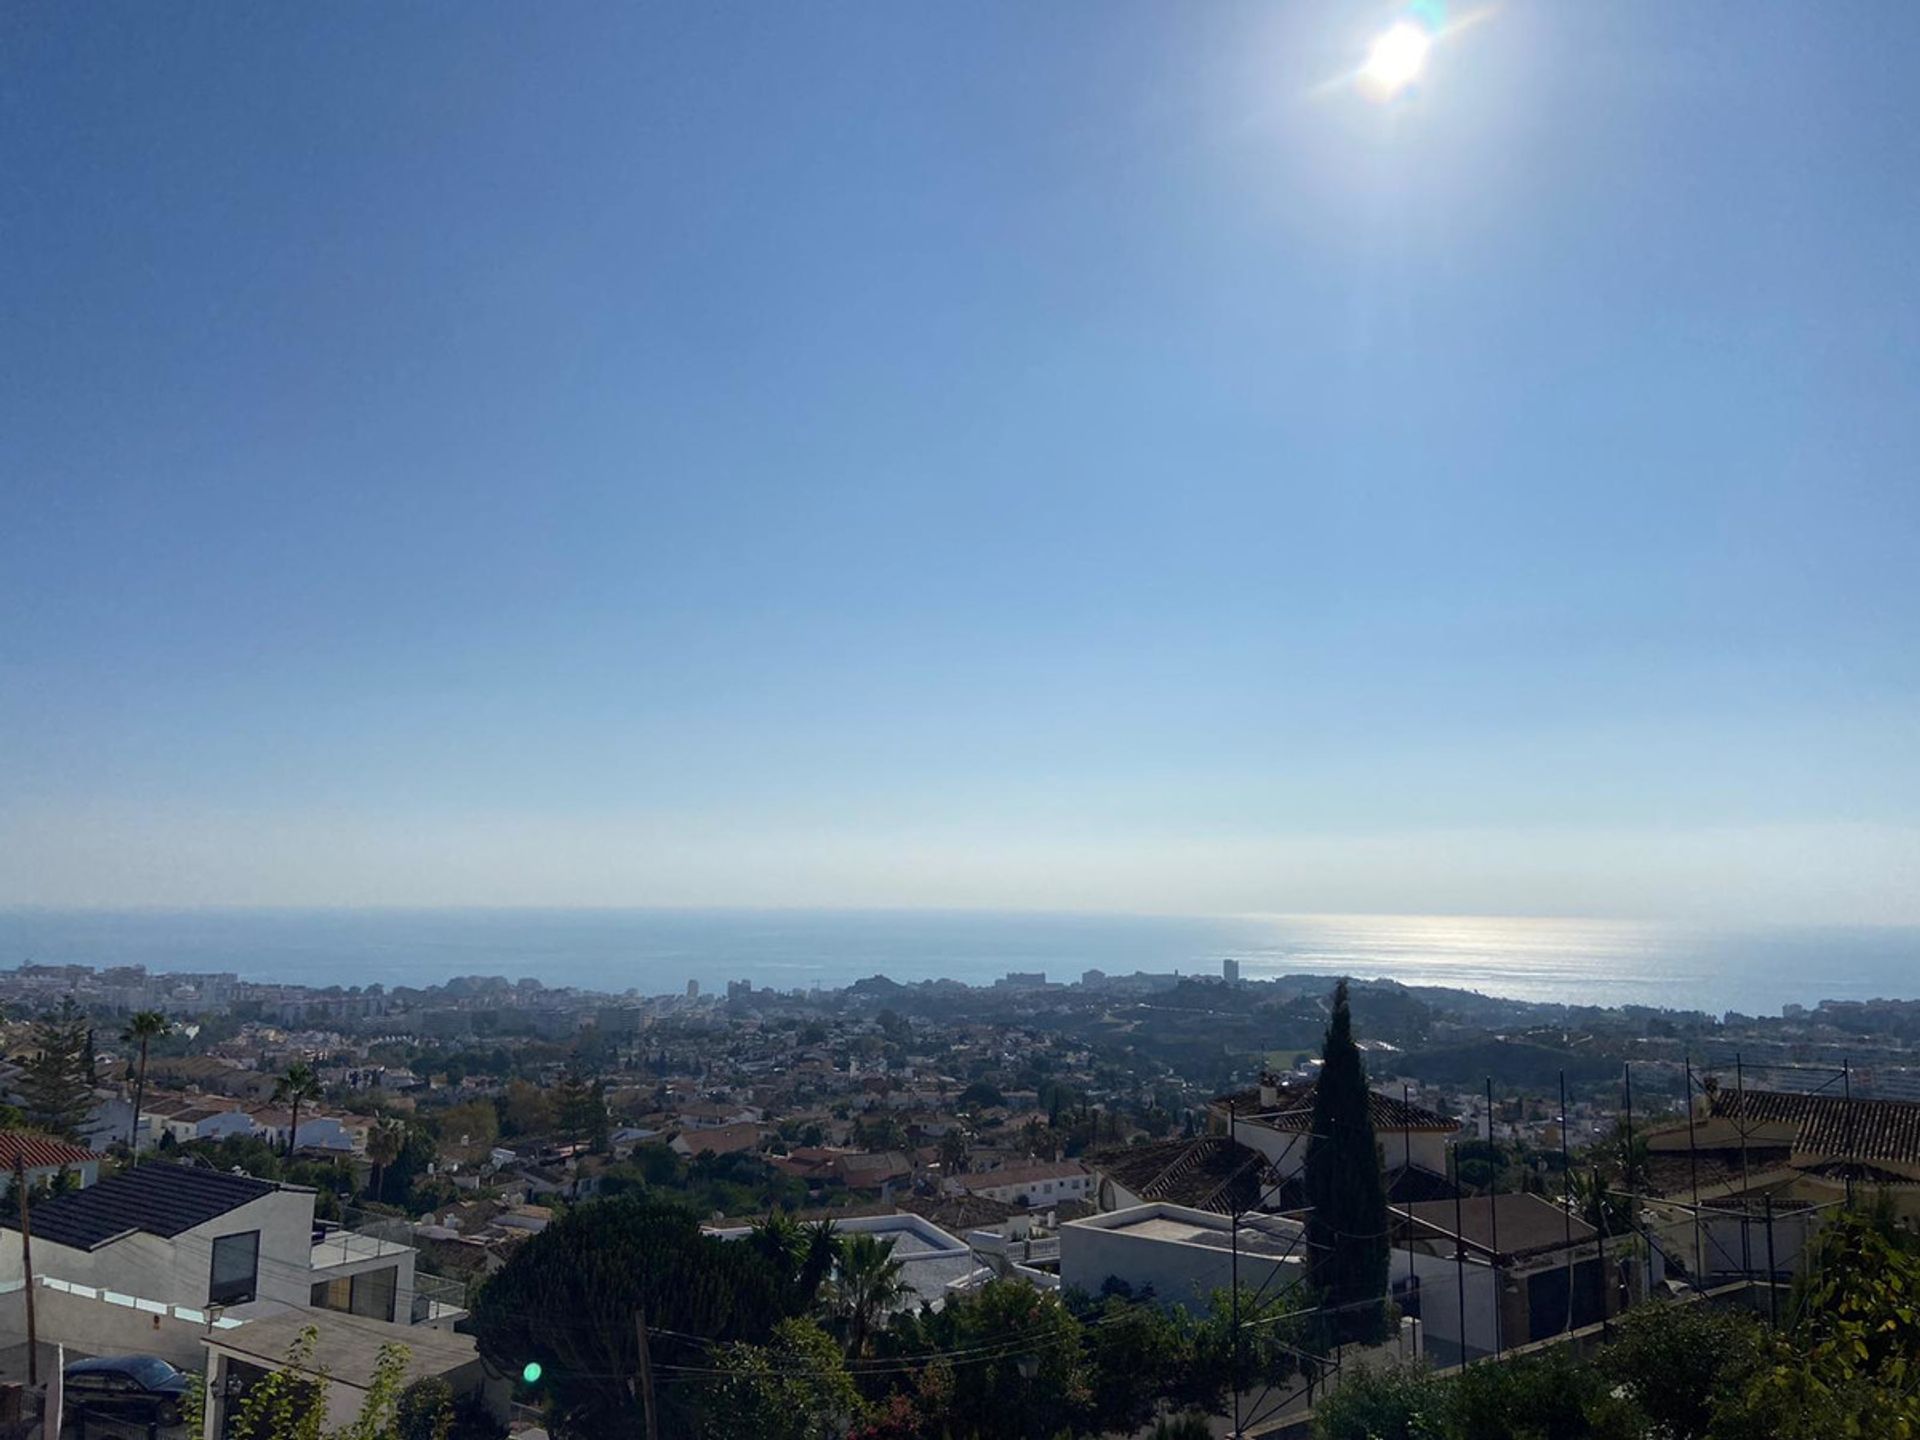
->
[0,909,1914,1015]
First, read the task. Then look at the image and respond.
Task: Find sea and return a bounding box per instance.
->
[0,909,1915,1016]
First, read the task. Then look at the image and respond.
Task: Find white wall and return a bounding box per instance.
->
[1060,1208,1308,1314]
[1405,1131,1449,1175]
[0,1160,100,1196]
[968,1173,1092,1205]
[1395,1247,1499,1362]
[0,1280,231,1369]
[0,1188,317,1312]
[1236,1121,1448,1181]
[1230,1122,1311,1177]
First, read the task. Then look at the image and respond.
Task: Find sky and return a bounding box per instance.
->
[3,3,1917,922]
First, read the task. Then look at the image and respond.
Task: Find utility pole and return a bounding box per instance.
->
[1764,1197,1778,1328]
[1622,1063,1635,1193]
[1735,1055,1752,1287]
[634,1310,659,1440]
[1842,1059,1856,1205]
[1228,1100,1241,1439]
[1559,1071,1574,1335]
[14,1157,37,1387]
[1450,1144,1467,1366]
[1684,1056,1703,1282]
[1402,1084,1416,1362]
[1485,1076,1501,1359]
[1593,1162,1609,1338]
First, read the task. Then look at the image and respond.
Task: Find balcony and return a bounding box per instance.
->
[411,1271,469,1328]
[310,1221,413,1272]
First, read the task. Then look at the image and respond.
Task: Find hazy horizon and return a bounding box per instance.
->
[6,906,1916,1012]
[5,5,1916,925]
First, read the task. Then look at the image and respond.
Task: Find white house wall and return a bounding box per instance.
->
[0,1190,317,1312]
[1396,1247,1499,1361]
[1059,1224,1305,1314]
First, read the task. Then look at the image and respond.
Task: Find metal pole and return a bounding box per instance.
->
[15,1157,37,1388]
[635,1310,659,1440]
[1485,1076,1501,1359]
[1842,1059,1855,1205]
[1764,1196,1778,1328]
[1230,1100,1241,1438]
[1622,1062,1635,1194]
[1451,1143,1467,1367]
[1685,1056,1703,1282]
[1594,1162,1610,1337]
[1403,1084,1416,1362]
[1560,1071,1575,1335]
[1736,1055,1752,1287]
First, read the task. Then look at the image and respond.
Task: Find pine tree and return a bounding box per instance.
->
[1302,980,1391,1344]
[554,1070,608,1150]
[22,998,95,1138]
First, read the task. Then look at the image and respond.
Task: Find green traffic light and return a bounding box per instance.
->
[522,1361,542,1385]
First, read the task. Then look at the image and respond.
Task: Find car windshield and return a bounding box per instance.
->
[120,1358,177,1387]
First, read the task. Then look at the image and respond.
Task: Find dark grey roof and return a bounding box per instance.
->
[3,1162,278,1251]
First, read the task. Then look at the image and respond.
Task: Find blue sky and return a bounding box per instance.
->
[3,3,1916,920]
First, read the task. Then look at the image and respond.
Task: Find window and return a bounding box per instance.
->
[350,1265,398,1322]
[209,1230,260,1306]
[312,1277,350,1311]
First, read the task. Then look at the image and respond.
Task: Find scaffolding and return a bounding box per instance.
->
[1605,1053,1857,1319]
[1206,1049,1882,1435]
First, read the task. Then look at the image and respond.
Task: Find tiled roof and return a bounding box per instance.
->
[1,1161,278,1250]
[1086,1137,1274,1215]
[1214,1083,1457,1135]
[967,1159,1087,1187]
[0,1132,103,1172]
[1641,1148,1793,1199]
[1710,1088,1920,1166]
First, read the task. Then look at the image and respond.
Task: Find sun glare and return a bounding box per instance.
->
[1360,21,1431,100]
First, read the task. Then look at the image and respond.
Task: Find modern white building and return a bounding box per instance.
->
[0,1161,449,1346]
[1060,1202,1309,1314]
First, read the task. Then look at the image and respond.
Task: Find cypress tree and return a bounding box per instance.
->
[1302,980,1391,1343]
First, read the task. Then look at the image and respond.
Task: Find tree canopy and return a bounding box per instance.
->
[470,1195,807,1438]
[1302,979,1391,1343]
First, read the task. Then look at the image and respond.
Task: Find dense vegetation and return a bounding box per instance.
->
[1313,1201,1920,1440]
[466,1181,1919,1440]
[467,1192,1324,1440]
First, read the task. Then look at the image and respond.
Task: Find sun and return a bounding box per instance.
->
[1360,21,1431,100]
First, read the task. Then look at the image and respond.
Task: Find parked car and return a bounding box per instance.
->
[62,1355,192,1427]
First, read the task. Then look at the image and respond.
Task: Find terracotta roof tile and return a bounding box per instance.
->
[1710,1088,1920,1166]
[0,1132,102,1172]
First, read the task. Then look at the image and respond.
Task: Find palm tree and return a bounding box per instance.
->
[830,1232,908,1357]
[366,1117,405,1201]
[119,1011,170,1152]
[272,1062,322,1158]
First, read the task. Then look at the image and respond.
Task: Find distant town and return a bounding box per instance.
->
[0,954,1916,1437]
